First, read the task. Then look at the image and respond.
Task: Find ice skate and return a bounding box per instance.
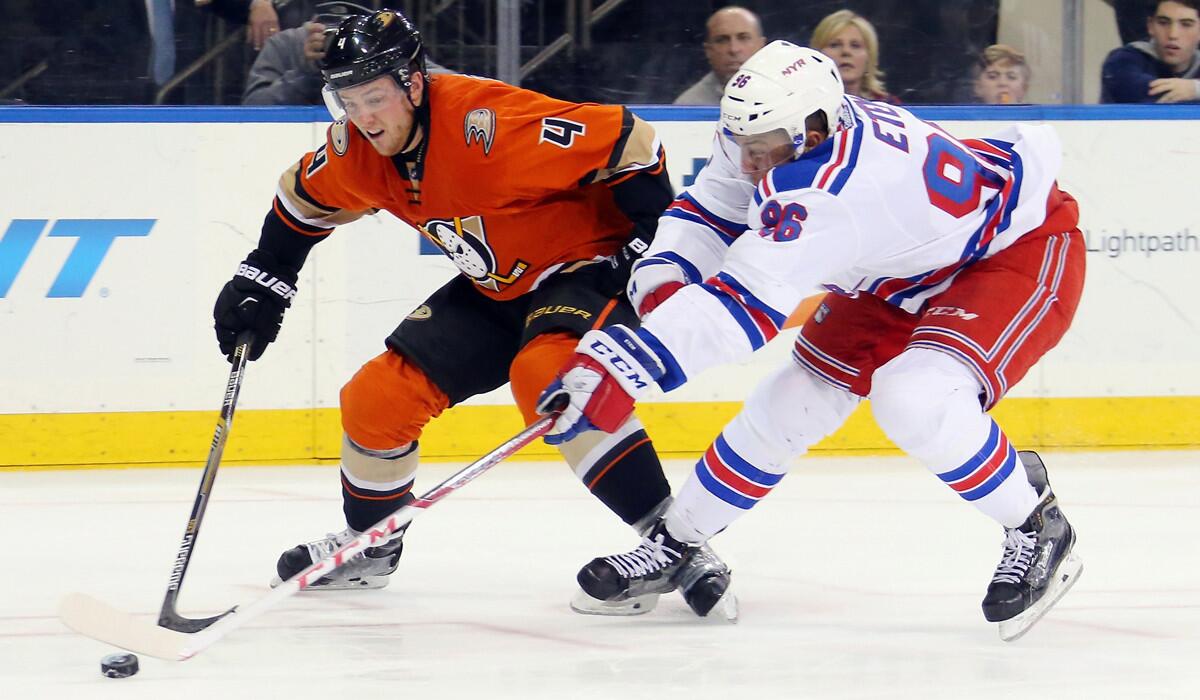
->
[572,518,736,620]
[570,496,737,620]
[270,526,406,590]
[982,451,1083,641]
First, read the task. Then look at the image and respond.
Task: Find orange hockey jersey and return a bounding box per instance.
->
[269,74,666,300]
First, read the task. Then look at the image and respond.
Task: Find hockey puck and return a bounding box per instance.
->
[100,652,139,678]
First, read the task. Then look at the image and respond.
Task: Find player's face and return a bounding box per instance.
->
[704,11,766,82]
[1148,1,1200,71]
[336,75,422,157]
[820,25,869,95]
[975,60,1028,104]
[732,129,796,185]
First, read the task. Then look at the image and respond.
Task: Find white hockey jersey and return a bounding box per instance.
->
[640,95,1067,390]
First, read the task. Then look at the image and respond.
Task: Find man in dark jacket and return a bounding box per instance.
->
[243,1,449,105]
[1101,0,1200,103]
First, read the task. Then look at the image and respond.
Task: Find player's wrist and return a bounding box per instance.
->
[576,325,664,398]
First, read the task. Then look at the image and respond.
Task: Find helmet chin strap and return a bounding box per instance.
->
[397,75,431,154]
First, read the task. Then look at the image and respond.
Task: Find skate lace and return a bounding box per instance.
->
[307,531,357,561]
[604,533,681,578]
[992,528,1037,585]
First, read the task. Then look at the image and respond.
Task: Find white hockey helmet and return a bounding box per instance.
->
[720,40,845,157]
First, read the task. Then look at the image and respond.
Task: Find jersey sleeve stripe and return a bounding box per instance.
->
[698,274,785,351]
[292,166,338,214]
[605,107,635,171]
[663,193,746,244]
[655,251,702,283]
[633,327,687,391]
[272,197,333,236]
[713,272,788,328]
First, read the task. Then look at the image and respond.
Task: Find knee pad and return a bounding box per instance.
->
[732,361,860,470]
[340,350,450,452]
[510,332,578,425]
[869,348,983,454]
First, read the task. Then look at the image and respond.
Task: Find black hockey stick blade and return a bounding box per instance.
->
[156,330,254,632]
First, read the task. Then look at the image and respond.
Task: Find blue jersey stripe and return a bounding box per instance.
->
[655,251,702,283]
[634,327,687,391]
[714,272,789,328]
[698,284,768,350]
[679,193,747,237]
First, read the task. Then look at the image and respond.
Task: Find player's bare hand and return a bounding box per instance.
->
[302,21,328,64]
[1149,78,1199,104]
[248,0,281,51]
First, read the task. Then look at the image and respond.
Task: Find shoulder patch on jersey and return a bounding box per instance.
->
[331,118,350,156]
[464,108,496,155]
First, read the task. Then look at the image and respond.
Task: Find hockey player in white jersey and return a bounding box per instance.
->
[537,41,1084,640]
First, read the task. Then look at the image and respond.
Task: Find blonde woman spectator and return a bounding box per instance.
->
[974,44,1032,103]
[811,9,899,104]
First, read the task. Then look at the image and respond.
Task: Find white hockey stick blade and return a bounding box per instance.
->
[59,414,556,661]
[998,552,1083,642]
[59,592,194,660]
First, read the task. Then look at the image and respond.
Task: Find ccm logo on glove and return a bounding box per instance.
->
[235,262,298,301]
[587,337,651,390]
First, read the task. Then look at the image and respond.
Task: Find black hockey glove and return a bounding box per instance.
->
[213,249,299,361]
[595,235,651,298]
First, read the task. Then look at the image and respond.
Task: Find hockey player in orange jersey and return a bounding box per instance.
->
[211,8,735,618]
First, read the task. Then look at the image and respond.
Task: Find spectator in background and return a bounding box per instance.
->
[973,43,1031,104]
[811,9,899,104]
[674,6,765,105]
[243,1,450,105]
[197,0,283,51]
[1102,0,1200,103]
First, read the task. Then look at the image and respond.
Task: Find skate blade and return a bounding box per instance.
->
[709,587,739,624]
[998,552,1083,642]
[569,589,659,616]
[268,574,391,591]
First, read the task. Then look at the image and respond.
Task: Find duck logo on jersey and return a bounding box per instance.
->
[420,215,529,292]
[464,108,496,155]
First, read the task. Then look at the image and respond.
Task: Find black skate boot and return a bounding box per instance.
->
[981,451,1083,641]
[271,525,407,590]
[676,543,738,621]
[575,519,693,613]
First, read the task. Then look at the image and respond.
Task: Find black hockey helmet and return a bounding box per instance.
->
[319,9,427,93]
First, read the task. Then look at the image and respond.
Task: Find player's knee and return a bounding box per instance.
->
[870,349,980,450]
[735,363,858,466]
[510,332,578,425]
[340,350,450,451]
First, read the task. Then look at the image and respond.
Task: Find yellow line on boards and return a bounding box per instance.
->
[1,397,1197,470]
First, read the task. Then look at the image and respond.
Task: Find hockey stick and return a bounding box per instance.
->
[59,411,558,661]
[161,329,255,632]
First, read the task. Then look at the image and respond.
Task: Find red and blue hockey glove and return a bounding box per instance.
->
[536,325,665,445]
